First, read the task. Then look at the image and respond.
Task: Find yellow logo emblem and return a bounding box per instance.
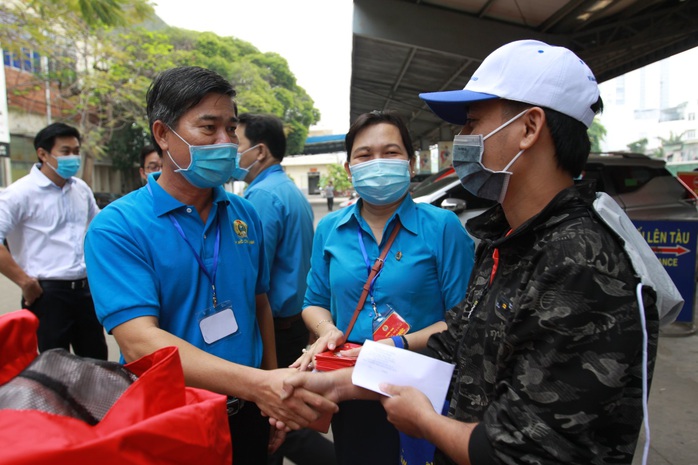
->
[233,220,248,238]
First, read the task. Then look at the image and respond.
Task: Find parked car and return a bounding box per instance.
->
[340,172,462,209]
[339,191,359,208]
[410,152,698,229]
[93,192,122,209]
[410,167,496,226]
[409,172,433,192]
[582,153,698,221]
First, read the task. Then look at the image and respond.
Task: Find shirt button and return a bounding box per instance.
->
[203,234,207,239]
[186,207,192,213]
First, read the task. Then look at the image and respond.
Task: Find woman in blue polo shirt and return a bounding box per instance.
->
[295,110,475,465]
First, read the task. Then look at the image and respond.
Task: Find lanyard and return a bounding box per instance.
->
[146,182,222,306]
[169,215,221,307]
[357,225,389,315]
[489,229,513,285]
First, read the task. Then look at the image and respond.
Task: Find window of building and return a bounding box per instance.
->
[3,48,42,74]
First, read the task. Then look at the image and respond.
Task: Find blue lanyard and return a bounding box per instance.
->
[358,226,383,313]
[146,180,222,307]
[169,215,221,307]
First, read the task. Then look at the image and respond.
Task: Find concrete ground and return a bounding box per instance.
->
[0,193,696,464]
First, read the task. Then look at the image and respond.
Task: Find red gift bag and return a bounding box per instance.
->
[0,310,232,465]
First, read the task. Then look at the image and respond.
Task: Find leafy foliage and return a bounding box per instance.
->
[627,138,648,154]
[1,0,321,187]
[321,163,352,195]
[588,118,607,153]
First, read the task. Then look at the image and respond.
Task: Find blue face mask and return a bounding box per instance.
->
[48,154,81,179]
[167,127,237,188]
[349,159,411,205]
[230,144,261,182]
[452,110,527,203]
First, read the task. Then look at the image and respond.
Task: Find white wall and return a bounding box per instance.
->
[282,152,346,193]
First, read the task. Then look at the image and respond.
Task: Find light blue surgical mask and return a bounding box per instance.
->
[167,126,237,188]
[350,159,410,205]
[452,109,527,203]
[230,144,261,182]
[48,154,81,179]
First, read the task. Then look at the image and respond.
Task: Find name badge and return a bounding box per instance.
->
[372,307,410,341]
[199,305,238,344]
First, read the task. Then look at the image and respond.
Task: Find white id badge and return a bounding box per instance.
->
[199,303,238,344]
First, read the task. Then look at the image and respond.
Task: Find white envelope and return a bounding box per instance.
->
[351,340,454,412]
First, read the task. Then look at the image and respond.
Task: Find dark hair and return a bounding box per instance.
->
[139,144,158,168]
[33,123,81,162]
[503,98,604,177]
[345,110,415,160]
[237,113,286,161]
[146,66,237,155]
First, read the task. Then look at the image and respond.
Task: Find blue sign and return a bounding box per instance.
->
[634,220,697,323]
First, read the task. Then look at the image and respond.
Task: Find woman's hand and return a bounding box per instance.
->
[290,325,345,371]
[336,336,394,358]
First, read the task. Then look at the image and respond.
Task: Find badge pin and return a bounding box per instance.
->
[395,251,402,261]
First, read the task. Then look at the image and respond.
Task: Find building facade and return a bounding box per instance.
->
[598,46,698,162]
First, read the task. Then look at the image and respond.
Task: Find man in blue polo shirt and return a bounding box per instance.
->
[84,66,335,465]
[232,113,336,465]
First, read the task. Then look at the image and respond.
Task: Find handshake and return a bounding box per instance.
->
[261,342,360,432]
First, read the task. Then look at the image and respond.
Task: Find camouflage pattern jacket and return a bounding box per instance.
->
[427,185,659,465]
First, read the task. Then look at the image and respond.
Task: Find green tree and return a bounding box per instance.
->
[627,138,648,154]
[2,0,321,185]
[1,0,158,186]
[36,0,153,27]
[321,163,351,195]
[165,30,320,154]
[588,118,607,153]
[657,131,686,161]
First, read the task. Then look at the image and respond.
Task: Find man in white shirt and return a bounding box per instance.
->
[0,122,107,359]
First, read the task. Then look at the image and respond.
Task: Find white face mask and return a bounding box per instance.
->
[452,109,527,203]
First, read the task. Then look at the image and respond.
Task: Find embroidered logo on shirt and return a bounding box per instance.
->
[233,219,255,245]
[233,220,248,238]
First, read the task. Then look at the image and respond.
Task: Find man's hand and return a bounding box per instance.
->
[281,370,344,404]
[268,369,349,431]
[20,277,43,306]
[379,383,435,438]
[253,368,338,431]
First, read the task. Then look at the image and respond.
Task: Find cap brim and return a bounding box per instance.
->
[419,90,499,125]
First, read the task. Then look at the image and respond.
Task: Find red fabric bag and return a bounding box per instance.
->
[0,310,232,465]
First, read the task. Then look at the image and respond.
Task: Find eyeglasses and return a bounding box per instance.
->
[144,162,162,173]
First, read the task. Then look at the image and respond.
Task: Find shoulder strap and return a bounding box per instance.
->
[341,221,402,343]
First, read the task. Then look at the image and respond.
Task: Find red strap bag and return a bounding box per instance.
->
[0,309,232,465]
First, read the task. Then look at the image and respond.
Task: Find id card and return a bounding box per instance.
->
[199,301,238,344]
[372,310,410,341]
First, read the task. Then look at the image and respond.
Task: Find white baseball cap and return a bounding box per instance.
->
[419,40,600,128]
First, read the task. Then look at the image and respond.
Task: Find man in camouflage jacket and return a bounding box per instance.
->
[425,183,658,464]
[280,40,675,465]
